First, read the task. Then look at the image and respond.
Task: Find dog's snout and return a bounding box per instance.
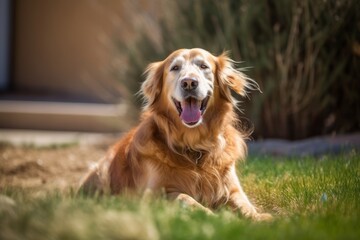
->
[181,78,198,91]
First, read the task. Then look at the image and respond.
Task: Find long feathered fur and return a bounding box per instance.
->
[79,49,271,220]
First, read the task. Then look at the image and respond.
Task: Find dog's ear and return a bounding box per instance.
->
[141,61,164,106]
[216,52,258,100]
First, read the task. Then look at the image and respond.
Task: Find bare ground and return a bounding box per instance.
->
[0,143,108,194]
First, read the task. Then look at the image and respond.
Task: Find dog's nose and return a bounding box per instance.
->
[181,78,198,91]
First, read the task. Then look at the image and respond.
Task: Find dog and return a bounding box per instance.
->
[79,48,272,221]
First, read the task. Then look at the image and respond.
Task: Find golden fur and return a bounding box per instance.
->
[79,48,272,221]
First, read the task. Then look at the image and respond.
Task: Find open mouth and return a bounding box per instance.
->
[172,96,210,126]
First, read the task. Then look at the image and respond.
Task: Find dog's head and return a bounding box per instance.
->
[141,48,257,128]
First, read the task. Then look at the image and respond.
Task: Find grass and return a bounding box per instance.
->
[0,152,359,240]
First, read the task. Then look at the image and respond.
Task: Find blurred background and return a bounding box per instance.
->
[0,0,359,140]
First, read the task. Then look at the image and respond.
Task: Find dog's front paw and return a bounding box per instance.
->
[252,213,273,222]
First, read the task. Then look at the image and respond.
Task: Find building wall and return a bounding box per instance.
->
[12,0,161,103]
[0,0,11,91]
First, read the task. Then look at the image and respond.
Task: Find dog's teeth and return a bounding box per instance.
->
[200,96,209,113]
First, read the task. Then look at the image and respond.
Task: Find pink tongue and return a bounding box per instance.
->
[180,98,201,124]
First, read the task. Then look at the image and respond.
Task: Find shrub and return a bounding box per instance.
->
[117,0,360,140]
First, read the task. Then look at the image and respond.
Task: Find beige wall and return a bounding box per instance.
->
[12,0,161,103]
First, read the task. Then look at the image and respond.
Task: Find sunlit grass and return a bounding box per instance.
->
[242,153,359,216]
[1,153,359,240]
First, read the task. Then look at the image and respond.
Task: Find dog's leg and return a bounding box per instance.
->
[227,166,273,221]
[77,157,111,195]
[141,188,155,203]
[168,192,214,215]
[78,167,103,195]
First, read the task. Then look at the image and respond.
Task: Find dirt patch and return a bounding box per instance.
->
[0,144,108,193]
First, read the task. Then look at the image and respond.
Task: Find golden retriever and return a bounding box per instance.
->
[79,48,272,221]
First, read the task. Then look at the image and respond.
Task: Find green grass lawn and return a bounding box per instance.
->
[1,152,359,240]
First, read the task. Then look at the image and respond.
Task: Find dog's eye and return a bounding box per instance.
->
[200,64,209,70]
[171,65,179,71]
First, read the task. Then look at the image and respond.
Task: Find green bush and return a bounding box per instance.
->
[117,0,360,140]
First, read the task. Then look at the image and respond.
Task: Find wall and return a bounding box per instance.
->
[12,0,161,103]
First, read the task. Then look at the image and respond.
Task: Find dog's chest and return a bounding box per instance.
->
[166,163,231,208]
[196,167,230,207]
